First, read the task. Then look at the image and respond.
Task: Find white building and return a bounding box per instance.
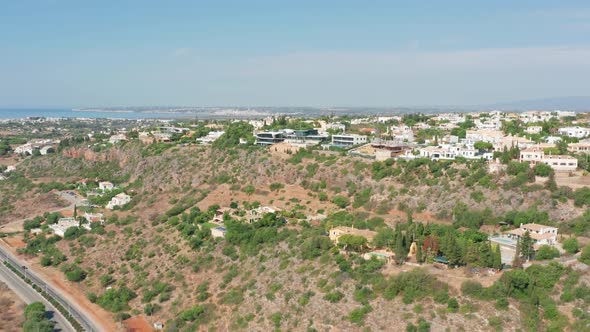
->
[245,206,282,223]
[412,122,431,130]
[475,119,501,130]
[465,129,504,145]
[389,125,414,142]
[211,226,227,238]
[83,212,104,224]
[519,111,555,124]
[106,193,131,209]
[419,145,493,161]
[519,146,577,171]
[109,134,127,144]
[558,126,590,139]
[14,144,34,155]
[506,223,558,246]
[49,217,91,237]
[326,122,346,132]
[255,131,286,145]
[524,126,543,135]
[98,181,114,191]
[197,131,225,144]
[432,113,465,124]
[555,111,576,118]
[331,134,368,147]
[568,142,590,154]
[546,136,562,144]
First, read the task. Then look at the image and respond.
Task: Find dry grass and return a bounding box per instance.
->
[0,282,24,332]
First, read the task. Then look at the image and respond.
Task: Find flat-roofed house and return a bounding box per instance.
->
[211,226,227,238]
[568,142,590,154]
[106,193,131,209]
[83,212,104,224]
[255,131,286,145]
[49,217,91,237]
[519,146,577,171]
[331,134,368,147]
[525,126,542,135]
[558,126,590,139]
[99,181,114,191]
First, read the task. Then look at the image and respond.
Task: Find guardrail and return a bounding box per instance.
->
[0,247,97,332]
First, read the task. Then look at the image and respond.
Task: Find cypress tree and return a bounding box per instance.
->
[492,244,502,270]
[519,231,534,261]
[512,240,523,269]
[416,241,423,264]
[394,231,407,265]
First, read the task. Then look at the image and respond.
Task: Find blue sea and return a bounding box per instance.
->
[0,108,196,120]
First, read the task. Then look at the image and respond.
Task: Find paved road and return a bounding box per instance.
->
[0,262,74,332]
[0,246,103,332]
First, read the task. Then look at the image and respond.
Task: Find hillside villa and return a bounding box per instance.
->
[490,222,559,265]
[106,193,131,209]
[98,181,115,191]
[519,146,578,171]
[505,223,559,246]
[49,217,91,237]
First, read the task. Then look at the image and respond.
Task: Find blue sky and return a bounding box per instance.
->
[1,0,589,107]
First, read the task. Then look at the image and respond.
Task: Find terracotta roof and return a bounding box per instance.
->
[521,223,557,231]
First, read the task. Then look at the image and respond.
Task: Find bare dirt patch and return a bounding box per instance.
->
[0,281,25,332]
[197,183,337,214]
[386,209,451,225]
[382,263,502,290]
[0,192,69,225]
[123,315,153,332]
[555,171,590,189]
[2,236,26,249]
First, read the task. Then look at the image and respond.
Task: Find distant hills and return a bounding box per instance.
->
[480,96,590,112]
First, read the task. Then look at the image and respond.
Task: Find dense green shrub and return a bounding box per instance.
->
[23,302,55,332]
[563,238,580,254]
[61,264,87,282]
[97,287,137,312]
[331,195,350,208]
[535,245,560,260]
[579,245,590,265]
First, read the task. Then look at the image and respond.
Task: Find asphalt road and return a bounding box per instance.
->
[0,246,103,332]
[0,262,74,332]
